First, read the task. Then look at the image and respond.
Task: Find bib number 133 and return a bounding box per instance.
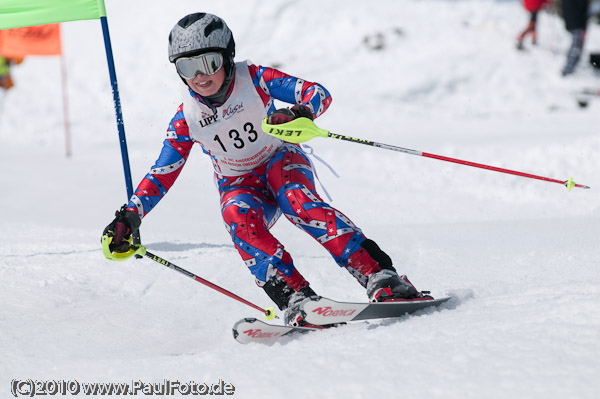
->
[213,122,258,152]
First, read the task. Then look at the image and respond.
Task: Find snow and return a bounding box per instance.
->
[1,0,599,398]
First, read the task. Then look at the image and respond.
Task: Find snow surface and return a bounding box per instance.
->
[1,0,599,398]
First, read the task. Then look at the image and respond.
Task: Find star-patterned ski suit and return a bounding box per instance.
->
[125,61,387,310]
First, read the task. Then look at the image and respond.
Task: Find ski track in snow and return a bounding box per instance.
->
[1,1,599,398]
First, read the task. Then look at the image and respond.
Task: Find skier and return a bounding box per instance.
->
[561,0,589,76]
[103,13,425,327]
[516,0,549,50]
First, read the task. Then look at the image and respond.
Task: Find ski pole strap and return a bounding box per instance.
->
[300,143,339,203]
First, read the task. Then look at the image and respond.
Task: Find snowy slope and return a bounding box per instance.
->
[1,0,599,398]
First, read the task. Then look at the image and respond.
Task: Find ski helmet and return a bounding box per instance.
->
[168,13,235,64]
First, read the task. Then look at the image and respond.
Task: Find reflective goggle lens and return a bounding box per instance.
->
[175,52,223,79]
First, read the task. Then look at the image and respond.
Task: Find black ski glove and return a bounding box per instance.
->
[103,205,141,253]
[267,104,314,125]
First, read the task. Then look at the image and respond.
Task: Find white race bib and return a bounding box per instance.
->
[182,61,283,176]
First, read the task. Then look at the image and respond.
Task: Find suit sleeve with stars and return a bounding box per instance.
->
[125,64,332,218]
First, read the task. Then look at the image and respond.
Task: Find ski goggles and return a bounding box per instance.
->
[175,52,224,79]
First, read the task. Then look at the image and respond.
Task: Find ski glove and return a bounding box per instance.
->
[267,104,314,125]
[103,205,141,253]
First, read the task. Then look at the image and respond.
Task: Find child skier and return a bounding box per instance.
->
[103,12,426,326]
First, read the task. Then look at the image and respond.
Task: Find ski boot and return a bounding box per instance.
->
[284,291,321,328]
[366,269,431,302]
[283,289,337,328]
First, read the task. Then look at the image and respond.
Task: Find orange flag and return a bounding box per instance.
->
[0,24,61,57]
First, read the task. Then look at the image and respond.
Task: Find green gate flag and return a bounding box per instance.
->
[0,0,139,234]
[0,0,106,30]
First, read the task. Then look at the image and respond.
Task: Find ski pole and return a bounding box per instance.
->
[142,249,278,320]
[262,118,590,191]
[101,235,277,320]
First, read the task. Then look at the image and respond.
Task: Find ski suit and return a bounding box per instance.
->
[523,0,548,13]
[126,61,386,309]
[561,0,589,75]
[562,0,588,32]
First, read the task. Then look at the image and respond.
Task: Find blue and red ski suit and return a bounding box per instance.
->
[125,61,387,309]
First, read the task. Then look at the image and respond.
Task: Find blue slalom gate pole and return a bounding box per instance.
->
[100,16,141,247]
[99,16,134,198]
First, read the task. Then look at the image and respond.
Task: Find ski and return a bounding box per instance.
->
[232,318,320,344]
[232,295,451,344]
[300,295,451,325]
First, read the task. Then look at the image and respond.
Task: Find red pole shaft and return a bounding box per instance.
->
[328,133,589,190]
[192,275,270,315]
[422,152,566,185]
[144,250,275,317]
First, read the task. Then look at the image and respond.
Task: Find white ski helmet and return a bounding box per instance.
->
[168,13,235,64]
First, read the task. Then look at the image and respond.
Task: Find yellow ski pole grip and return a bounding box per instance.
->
[262,117,329,144]
[102,234,146,261]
